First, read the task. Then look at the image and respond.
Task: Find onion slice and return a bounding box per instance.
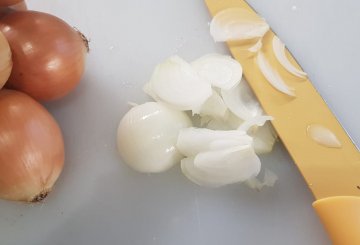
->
[150,56,212,111]
[252,122,278,154]
[210,8,269,42]
[272,36,307,78]
[176,127,251,157]
[192,53,242,90]
[197,89,228,119]
[246,168,278,190]
[221,79,263,120]
[238,115,273,132]
[307,124,341,148]
[248,39,262,53]
[256,52,295,96]
[181,145,261,187]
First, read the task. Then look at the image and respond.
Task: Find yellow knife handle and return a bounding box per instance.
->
[313,196,360,245]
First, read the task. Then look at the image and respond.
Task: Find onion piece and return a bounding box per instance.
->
[246,168,278,190]
[0,31,12,89]
[252,122,278,154]
[181,146,261,187]
[210,8,269,42]
[307,124,341,148]
[117,102,192,173]
[248,39,262,53]
[272,36,307,78]
[238,115,273,132]
[197,89,228,119]
[150,56,212,111]
[221,79,263,120]
[256,52,295,96]
[192,53,242,90]
[206,118,233,131]
[176,127,251,157]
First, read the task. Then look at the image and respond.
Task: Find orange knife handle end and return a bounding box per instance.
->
[313,196,360,245]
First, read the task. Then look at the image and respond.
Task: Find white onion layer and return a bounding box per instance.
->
[307,124,342,148]
[272,36,307,78]
[221,79,263,120]
[210,8,269,42]
[150,56,212,111]
[256,52,295,97]
[192,53,242,90]
[182,145,261,187]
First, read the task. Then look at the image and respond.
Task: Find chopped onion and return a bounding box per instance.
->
[150,56,212,111]
[246,168,278,190]
[117,102,192,173]
[256,52,295,96]
[238,115,273,132]
[192,53,242,90]
[252,122,278,154]
[272,36,307,78]
[210,8,269,42]
[176,127,251,157]
[206,118,233,130]
[181,145,261,187]
[221,79,263,120]
[307,124,342,148]
[248,39,262,53]
[197,89,228,119]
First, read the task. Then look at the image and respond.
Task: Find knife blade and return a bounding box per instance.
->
[204,0,360,244]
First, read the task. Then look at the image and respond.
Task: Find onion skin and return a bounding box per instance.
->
[0,30,12,88]
[0,11,87,101]
[0,89,64,202]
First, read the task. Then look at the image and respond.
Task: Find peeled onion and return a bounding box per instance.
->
[0,11,88,101]
[0,30,12,89]
[117,102,192,173]
[0,89,64,202]
[210,8,269,42]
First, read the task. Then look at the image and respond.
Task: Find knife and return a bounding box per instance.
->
[204,0,360,244]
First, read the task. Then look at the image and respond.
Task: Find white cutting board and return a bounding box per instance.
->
[1,0,359,244]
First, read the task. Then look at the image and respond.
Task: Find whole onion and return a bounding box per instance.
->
[0,10,88,101]
[0,89,65,202]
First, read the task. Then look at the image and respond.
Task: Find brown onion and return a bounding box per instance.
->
[0,30,12,88]
[0,89,64,202]
[0,1,26,18]
[0,0,22,7]
[0,11,88,101]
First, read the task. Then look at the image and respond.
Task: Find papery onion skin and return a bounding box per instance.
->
[0,89,64,202]
[0,30,12,88]
[0,11,88,101]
